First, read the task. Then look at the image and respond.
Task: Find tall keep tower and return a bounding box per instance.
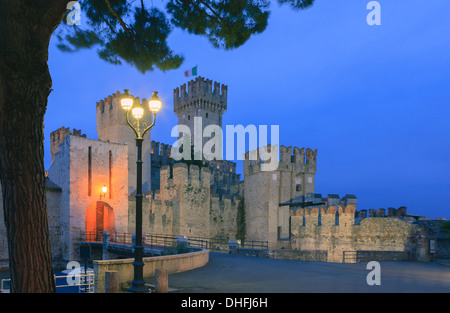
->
[173,77,227,155]
[244,145,318,247]
[96,91,153,194]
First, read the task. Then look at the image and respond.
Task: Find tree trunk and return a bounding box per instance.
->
[0,0,68,293]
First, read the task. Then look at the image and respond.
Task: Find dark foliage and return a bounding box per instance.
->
[56,0,314,73]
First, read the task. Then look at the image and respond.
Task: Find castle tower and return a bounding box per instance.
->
[173,77,227,159]
[244,145,317,247]
[50,127,86,163]
[96,91,152,194]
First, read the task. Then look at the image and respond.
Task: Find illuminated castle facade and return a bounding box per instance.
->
[0,77,446,266]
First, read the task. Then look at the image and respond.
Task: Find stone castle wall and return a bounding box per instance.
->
[150,140,242,194]
[290,203,428,262]
[173,77,228,149]
[244,145,317,246]
[50,127,86,163]
[96,91,152,194]
[128,163,241,240]
[48,135,129,261]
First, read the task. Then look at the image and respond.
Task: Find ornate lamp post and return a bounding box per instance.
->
[120,89,162,293]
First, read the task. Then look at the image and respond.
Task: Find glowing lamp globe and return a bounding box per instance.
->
[132,100,144,120]
[148,91,162,113]
[121,89,133,111]
[102,185,107,194]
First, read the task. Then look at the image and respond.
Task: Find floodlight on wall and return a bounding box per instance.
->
[100,185,107,200]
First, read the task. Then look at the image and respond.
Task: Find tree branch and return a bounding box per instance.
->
[103,0,156,51]
[92,1,120,36]
[104,0,136,38]
[194,0,224,23]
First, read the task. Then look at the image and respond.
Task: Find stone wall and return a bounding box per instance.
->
[129,163,241,240]
[271,249,328,262]
[48,135,129,261]
[94,248,209,293]
[50,127,86,163]
[173,77,227,149]
[244,145,317,247]
[96,91,152,194]
[290,204,428,262]
[210,193,240,239]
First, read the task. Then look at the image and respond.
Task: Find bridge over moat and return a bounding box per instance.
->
[80,231,269,259]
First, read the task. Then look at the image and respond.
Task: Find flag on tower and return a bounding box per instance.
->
[184,66,197,77]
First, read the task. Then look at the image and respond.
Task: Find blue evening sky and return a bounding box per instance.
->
[45,1,450,219]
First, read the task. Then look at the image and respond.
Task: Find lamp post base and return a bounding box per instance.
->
[127,246,149,293]
[127,282,150,293]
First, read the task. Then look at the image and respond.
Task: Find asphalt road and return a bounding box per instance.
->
[149,252,450,293]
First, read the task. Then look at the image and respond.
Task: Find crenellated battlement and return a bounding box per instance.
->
[355,206,407,222]
[208,159,241,192]
[173,76,227,114]
[292,203,357,227]
[279,145,317,173]
[208,159,236,174]
[243,145,317,175]
[156,161,241,204]
[151,141,172,158]
[96,91,124,125]
[289,191,408,228]
[295,206,353,226]
[243,145,276,175]
[159,163,210,188]
[96,90,153,141]
[50,126,86,163]
[150,141,175,191]
[150,140,241,193]
[96,90,152,113]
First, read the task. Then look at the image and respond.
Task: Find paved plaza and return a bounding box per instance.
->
[152,252,450,293]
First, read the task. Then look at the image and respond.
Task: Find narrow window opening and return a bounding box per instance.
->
[109,150,112,199]
[88,146,92,196]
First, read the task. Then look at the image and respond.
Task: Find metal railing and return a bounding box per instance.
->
[56,271,95,293]
[111,232,132,245]
[143,234,178,248]
[239,240,269,250]
[81,231,268,253]
[0,279,10,293]
[0,271,95,293]
[84,231,104,242]
[185,236,269,252]
[187,236,229,252]
[343,251,357,263]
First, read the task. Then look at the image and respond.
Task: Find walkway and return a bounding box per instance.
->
[152,252,450,293]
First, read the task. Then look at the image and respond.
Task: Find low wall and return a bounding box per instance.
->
[355,250,410,262]
[229,247,269,258]
[271,249,328,262]
[94,249,209,293]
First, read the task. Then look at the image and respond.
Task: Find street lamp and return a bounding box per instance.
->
[120,89,162,293]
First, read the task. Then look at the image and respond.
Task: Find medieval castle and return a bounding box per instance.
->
[0,76,448,266]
